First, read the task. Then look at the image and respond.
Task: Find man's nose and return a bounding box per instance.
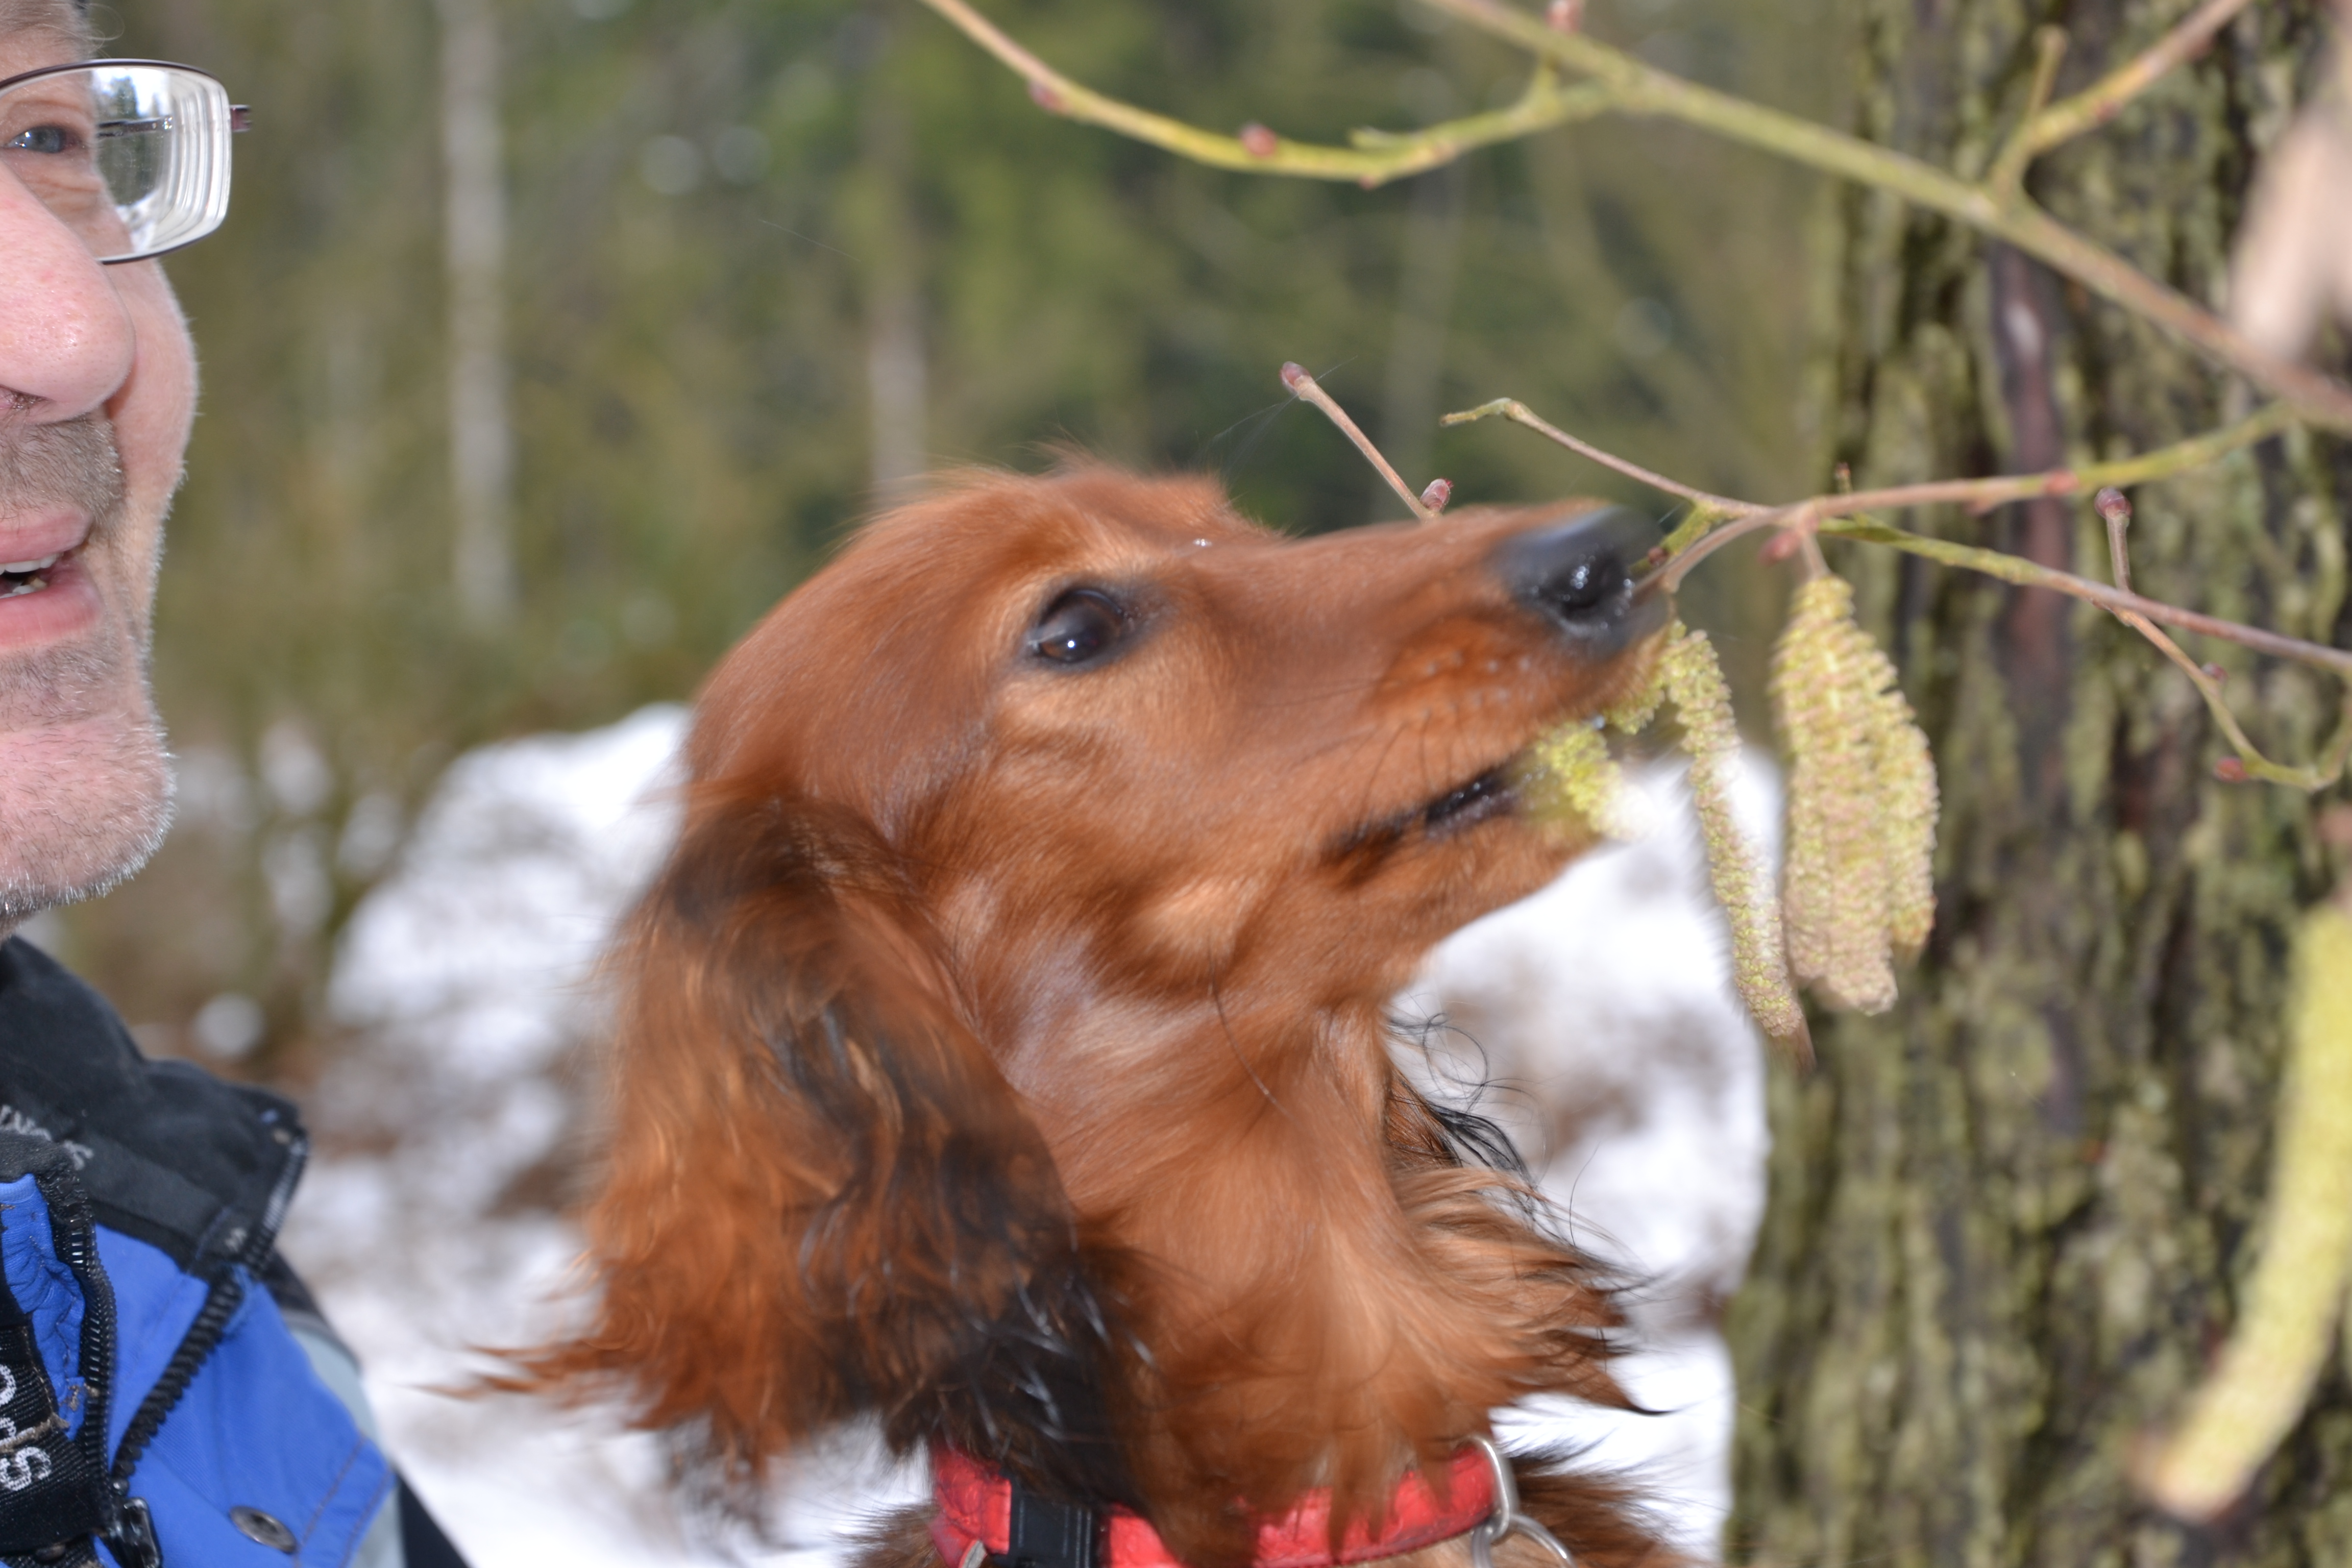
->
[0,168,135,420]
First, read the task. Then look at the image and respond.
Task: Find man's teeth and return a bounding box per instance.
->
[1,553,61,574]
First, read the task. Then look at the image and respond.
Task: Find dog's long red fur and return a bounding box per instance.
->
[524,469,1677,1567]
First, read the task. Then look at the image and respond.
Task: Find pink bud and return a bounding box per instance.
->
[1027,79,1065,113]
[2201,663,2227,685]
[1280,362,1309,390]
[2094,485,2132,527]
[1546,0,1584,30]
[1420,478,1454,513]
[1239,122,1279,158]
[2214,756,2248,783]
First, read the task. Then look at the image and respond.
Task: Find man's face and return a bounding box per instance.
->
[0,0,198,930]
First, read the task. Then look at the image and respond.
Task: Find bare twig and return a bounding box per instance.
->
[1283,363,1435,519]
[1988,26,2071,197]
[2098,484,2136,593]
[1822,518,2352,685]
[1416,0,2352,433]
[1442,399,1746,510]
[914,0,1614,185]
[2079,486,2345,788]
[1451,397,2294,578]
[1802,400,2297,518]
[917,0,2352,431]
[1451,396,2352,712]
[2012,0,2263,163]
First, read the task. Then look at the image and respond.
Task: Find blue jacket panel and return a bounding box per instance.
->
[0,1170,390,1567]
[97,1229,391,1568]
[0,940,404,1568]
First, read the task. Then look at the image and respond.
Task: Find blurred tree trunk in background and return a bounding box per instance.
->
[1727,1,2352,1563]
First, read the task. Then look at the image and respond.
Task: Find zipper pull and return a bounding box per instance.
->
[107,1492,162,1568]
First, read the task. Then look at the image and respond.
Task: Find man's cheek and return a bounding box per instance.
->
[105,267,199,507]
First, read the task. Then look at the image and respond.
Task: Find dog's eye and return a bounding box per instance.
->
[1029,589,1128,666]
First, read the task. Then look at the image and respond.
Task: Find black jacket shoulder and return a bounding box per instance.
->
[0,937,306,1273]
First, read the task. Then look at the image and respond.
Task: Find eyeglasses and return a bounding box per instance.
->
[0,60,248,264]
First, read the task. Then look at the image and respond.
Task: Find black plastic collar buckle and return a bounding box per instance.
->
[997,1478,1101,1568]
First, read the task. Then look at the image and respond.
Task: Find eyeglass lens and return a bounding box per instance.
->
[0,63,233,263]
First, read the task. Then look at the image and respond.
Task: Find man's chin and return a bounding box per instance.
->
[0,710,175,929]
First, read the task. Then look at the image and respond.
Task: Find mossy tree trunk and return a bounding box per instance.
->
[1725,2,2352,1564]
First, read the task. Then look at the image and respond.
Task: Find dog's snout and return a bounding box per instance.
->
[1496,506,1665,652]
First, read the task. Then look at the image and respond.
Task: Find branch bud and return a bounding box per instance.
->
[1419,477,1454,513]
[1546,0,1584,31]
[1280,361,1309,391]
[2215,756,2249,782]
[1027,79,1066,113]
[1239,122,1280,158]
[2095,485,2133,528]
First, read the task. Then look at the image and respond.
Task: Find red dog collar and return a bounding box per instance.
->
[929,1446,1499,1568]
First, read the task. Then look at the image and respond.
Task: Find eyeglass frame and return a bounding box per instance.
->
[0,58,250,264]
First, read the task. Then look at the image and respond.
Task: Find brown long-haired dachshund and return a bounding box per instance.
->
[524,468,1678,1568]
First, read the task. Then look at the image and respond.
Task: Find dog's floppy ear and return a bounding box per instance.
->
[519,782,1141,1505]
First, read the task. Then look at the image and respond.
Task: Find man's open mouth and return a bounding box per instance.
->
[1422,765,1515,837]
[0,552,63,599]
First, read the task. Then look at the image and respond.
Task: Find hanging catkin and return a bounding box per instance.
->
[2141,901,2352,1520]
[1663,623,1809,1054]
[1769,574,1938,1013]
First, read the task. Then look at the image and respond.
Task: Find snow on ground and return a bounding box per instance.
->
[291,706,1773,1566]
[1405,758,1779,1548]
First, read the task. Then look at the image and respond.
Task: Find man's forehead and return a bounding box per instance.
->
[0,0,90,58]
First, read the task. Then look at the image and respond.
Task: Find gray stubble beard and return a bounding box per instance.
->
[0,415,174,929]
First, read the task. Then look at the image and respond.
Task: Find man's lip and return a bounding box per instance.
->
[0,550,101,653]
[0,511,93,566]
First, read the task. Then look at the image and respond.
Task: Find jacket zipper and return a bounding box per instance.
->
[46,1189,117,1568]
[101,1127,308,1568]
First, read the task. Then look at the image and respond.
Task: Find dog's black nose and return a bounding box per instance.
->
[1494,506,1667,654]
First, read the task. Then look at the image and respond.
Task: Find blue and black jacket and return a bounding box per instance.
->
[0,937,467,1568]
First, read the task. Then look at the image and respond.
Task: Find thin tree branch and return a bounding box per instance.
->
[913,0,1615,184]
[916,0,2352,431]
[1455,396,2294,535]
[1416,0,2352,433]
[1441,399,1747,511]
[2090,487,2337,787]
[1284,363,1435,518]
[1823,523,2352,680]
[1804,400,2297,518]
[1987,26,2070,197]
[1452,397,2352,694]
[2013,0,2262,162]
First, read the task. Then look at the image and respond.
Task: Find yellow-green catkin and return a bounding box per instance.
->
[1769,575,1939,1013]
[1603,633,1668,736]
[2142,903,2352,1520]
[1527,638,1667,842]
[1528,721,1646,841]
[1663,623,1809,1054]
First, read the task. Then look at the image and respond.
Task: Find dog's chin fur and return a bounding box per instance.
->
[513,468,1680,1568]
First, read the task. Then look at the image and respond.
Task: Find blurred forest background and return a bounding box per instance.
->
[44,0,1839,1069]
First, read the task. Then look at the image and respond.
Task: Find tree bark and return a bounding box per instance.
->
[1725,2,2352,1564]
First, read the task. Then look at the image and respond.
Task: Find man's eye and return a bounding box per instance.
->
[6,126,76,155]
[1028,588,1129,666]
